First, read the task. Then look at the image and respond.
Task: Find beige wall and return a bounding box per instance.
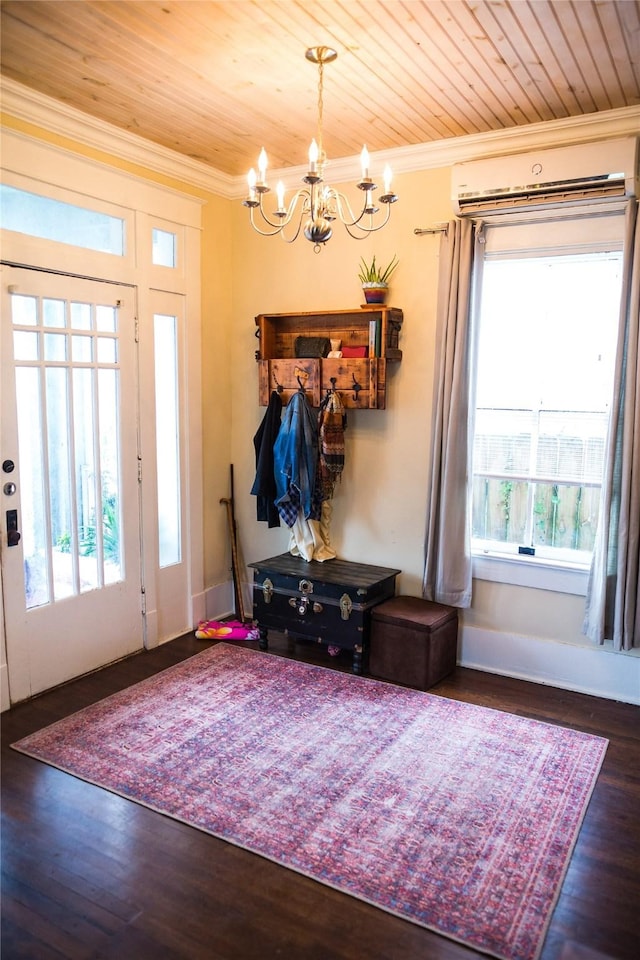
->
[200,193,234,589]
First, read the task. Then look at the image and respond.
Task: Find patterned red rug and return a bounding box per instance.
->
[12,643,607,960]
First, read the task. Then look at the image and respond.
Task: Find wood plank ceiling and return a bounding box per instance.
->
[1,1,639,177]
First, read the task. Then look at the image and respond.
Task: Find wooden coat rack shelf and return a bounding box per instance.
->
[254,307,403,409]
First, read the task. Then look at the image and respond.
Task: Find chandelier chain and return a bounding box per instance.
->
[317,60,324,160]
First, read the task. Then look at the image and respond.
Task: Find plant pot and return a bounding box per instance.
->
[362,283,388,305]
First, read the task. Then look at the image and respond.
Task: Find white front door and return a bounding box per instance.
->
[1,266,143,702]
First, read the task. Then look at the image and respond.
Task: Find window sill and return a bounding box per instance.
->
[472,552,589,596]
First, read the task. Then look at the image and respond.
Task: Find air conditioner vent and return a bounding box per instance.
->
[452,139,638,216]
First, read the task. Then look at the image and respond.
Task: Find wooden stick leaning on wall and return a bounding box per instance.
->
[220,464,246,622]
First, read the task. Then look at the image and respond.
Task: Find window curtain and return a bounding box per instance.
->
[583,199,640,650]
[423,218,483,608]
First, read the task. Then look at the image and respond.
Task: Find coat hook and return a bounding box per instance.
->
[352,373,362,402]
[273,372,284,393]
[296,376,306,392]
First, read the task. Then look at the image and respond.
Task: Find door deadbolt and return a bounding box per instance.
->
[6,508,21,547]
[2,460,15,473]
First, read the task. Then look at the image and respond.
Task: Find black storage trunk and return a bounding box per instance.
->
[369,596,458,690]
[249,553,400,674]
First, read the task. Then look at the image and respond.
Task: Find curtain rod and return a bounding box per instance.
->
[414,223,448,235]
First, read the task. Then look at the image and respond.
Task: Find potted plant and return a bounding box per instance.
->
[358,254,399,304]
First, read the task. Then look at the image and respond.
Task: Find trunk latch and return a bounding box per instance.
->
[339,593,353,620]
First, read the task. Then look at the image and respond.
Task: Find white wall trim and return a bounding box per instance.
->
[472,554,589,596]
[204,580,234,622]
[459,624,640,705]
[1,131,205,225]
[0,664,9,713]
[194,585,640,706]
[3,77,639,199]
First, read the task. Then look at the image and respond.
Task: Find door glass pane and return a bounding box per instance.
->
[43,298,65,327]
[97,337,117,364]
[15,367,49,609]
[11,294,37,325]
[154,314,181,567]
[71,302,92,330]
[13,331,39,361]
[98,368,122,583]
[44,333,67,361]
[72,335,93,362]
[96,304,117,332]
[46,367,74,601]
[74,368,99,592]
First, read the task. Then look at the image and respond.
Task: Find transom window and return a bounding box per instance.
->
[1,184,125,255]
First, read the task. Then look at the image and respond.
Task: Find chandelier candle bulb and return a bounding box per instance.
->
[258,148,268,184]
[276,181,286,212]
[308,139,319,174]
[361,146,370,179]
[384,165,392,194]
[247,168,257,202]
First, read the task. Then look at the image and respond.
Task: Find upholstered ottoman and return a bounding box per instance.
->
[369,596,458,690]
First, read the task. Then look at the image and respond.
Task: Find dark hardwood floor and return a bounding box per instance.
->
[2,633,639,960]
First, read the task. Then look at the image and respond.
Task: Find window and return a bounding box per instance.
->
[0,184,124,255]
[152,228,177,267]
[153,313,181,567]
[471,213,624,580]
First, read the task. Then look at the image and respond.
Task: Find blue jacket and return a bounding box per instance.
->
[273,390,318,525]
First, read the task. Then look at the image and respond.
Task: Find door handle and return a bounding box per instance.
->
[6,508,21,547]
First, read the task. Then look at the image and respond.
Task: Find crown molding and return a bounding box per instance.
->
[2,77,639,200]
[1,77,234,196]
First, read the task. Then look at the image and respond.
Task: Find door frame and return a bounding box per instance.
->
[1,132,204,709]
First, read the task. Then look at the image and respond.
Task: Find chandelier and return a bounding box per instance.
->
[243,46,398,252]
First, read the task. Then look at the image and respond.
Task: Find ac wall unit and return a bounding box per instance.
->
[452,137,638,216]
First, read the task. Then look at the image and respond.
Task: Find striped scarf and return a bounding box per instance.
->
[317,390,346,501]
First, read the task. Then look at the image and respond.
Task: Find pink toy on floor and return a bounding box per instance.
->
[195,620,260,641]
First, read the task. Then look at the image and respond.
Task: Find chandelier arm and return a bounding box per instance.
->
[255,189,310,230]
[279,218,305,243]
[329,189,361,225]
[249,201,308,242]
[354,204,393,234]
[248,207,296,238]
[340,208,393,239]
[331,190,388,229]
[341,224,376,240]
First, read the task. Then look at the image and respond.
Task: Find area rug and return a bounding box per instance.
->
[12,643,607,960]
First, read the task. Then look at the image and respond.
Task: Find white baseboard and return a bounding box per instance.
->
[0,663,10,713]
[202,583,640,704]
[459,625,640,705]
[191,590,207,628]
[203,579,253,623]
[204,580,235,621]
